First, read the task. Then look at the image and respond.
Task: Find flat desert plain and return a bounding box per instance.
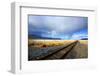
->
[28,39,88,60]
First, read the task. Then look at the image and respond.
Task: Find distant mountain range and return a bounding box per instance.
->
[29,34,88,40]
[81,38,88,40]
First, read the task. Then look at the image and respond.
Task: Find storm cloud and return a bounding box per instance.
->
[28,15,88,40]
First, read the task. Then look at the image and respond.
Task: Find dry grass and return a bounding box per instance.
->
[28,39,75,47]
[79,40,88,44]
[28,39,88,59]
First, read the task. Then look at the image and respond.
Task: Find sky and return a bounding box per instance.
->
[28,15,88,40]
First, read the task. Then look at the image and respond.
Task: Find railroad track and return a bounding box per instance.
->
[33,40,78,60]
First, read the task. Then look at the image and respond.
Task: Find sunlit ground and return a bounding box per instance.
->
[28,39,88,60]
[28,39,76,48]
